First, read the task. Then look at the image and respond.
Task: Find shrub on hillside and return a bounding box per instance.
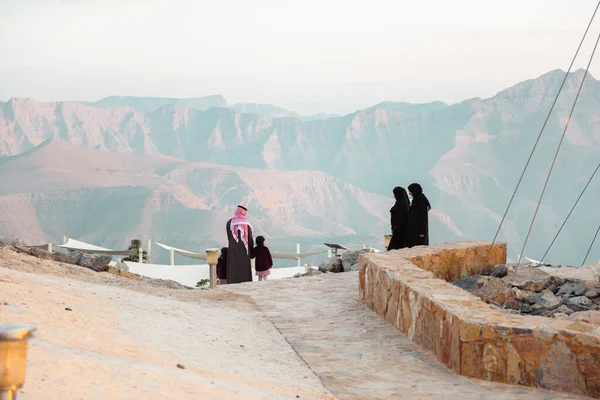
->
[121,239,148,263]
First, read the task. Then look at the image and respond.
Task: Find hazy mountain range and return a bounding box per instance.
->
[1,69,600,265]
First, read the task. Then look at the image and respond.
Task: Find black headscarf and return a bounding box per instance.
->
[391,186,410,213]
[408,183,431,211]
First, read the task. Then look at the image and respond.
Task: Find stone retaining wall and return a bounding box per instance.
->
[359,240,600,398]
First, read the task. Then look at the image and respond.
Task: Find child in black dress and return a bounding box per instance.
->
[253,236,273,281]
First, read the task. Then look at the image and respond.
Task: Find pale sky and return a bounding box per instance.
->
[1,0,600,115]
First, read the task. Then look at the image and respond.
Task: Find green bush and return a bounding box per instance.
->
[196,279,210,288]
[121,239,148,262]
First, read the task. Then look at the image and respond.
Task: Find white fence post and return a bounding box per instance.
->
[296,243,300,267]
[63,235,67,245]
[147,239,152,263]
[138,246,143,264]
[47,243,52,253]
[170,249,175,266]
[327,249,332,259]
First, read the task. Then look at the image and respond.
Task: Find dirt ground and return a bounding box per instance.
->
[0,246,335,400]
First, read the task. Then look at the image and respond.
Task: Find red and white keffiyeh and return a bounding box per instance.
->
[230,206,252,251]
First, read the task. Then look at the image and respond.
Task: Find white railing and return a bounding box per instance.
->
[27,236,329,287]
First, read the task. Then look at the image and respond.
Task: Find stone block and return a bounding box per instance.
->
[461,342,483,379]
[385,279,400,326]
[449,318,461,373]
[536,341,586,395]
[577,352,600,378]
[460,320,482,342]
[505,343,524,385]
[482,343,506,383]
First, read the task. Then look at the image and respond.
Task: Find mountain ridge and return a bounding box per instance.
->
[0,139,462,262]
[2,69,600,264]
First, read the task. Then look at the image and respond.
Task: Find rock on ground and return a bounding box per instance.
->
[451,276,480,293]
[586,289,600,299]
[293,268,324,278]
[471,276,514,305]
[75,253,112,272]
[454,262,600,318]
[318,257,344,273]
[503,268,553,292]
[482,264,509,278]
[566,296,594,312]
[341,250,369,272]
[540,265,600,282]
[557,280,588,297]
[555,305,575,315]
[524,290,561,310]
[513,288,535,302]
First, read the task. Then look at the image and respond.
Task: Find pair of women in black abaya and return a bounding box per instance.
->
[387,183,431,251]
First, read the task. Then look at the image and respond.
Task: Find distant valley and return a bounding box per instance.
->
[1,69,600,265]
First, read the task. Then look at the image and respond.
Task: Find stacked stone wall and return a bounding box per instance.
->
[359,241,600,397]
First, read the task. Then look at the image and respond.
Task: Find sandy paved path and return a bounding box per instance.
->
[224,272,592,400]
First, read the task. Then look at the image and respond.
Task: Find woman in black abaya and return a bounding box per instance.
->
[406,183,431,248]
[387,186,410,251]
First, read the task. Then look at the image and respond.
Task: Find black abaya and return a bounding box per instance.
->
[406,183,431,248]
[387,187,410,251]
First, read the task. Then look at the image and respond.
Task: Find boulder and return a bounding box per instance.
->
[346,263,360,272]
[293,268,323,278]
[568,310,600,325]
[472,276,515,305]
[341,249,369,272]
[524,290,561,310]
[503,268,552,292]
[565,296,593,312]
[513,288,535,302]
[585,289,600,299]
[19,246,56,260]
[505,299,525,311]
[555,304,575,315]
[547,284,558,294]
[541,265,600,282]
[483,264,509,278]
[305,267,323,276]
[451,276,481,293]
[318,257,344,273]
[557,280,588,297]
[75,253,111,272]
[552,313,569,320]
[53,252,79,264]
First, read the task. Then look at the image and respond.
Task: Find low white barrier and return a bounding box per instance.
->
[123,262,316,287]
